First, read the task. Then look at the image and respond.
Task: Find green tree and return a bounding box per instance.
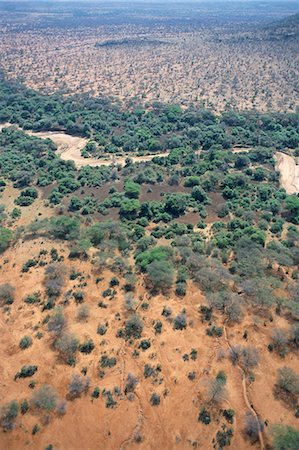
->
[272,425,299,450]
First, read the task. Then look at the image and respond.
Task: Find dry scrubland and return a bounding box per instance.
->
[0,235,298,450]
[0,2,298,450]
[0,6,298,112]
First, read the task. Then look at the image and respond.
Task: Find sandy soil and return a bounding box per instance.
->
[0,236,298,450]
[275,152,299,195]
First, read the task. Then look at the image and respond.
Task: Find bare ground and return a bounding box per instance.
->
[275,152,299,195]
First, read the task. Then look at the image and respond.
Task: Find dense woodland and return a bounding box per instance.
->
[0,77,299,449]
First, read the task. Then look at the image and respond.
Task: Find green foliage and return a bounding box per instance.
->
[272,425,299,450]
[0,226,13,253]
[146,260,174,293]
[124,179,141,199]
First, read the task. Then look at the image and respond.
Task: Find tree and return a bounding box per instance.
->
[0,283,15,306]
[124,179,141,199]
[146,260,174,293]
[44,263,66,297]
[272,424,299,450]
[206,375,227,404]
[0,226,13,253]
[31,385,57,411]
[0,400,18,431]
[47,307,67,336]
[244,413,264,443]
[119,199,141,219]
[49,216,80,240]
[54,332,79,363]
[125,373,138,394]
[125,314,143,339]
[164,193,189,217]
[191,186,209,203]
[68,373,90,399]
[276,366,299,396]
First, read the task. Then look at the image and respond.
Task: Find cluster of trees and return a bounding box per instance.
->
[0,79,298,160]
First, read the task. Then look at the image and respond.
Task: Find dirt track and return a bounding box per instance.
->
[0,123,169,168]
[275,152,299,195]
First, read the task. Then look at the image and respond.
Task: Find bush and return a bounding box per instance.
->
[54,332,79,363]
[47,307,66,336]
[150,393,160,406]
[125,373,138,394]
[19,335,33,350]
[223,409,235,424]
[125,314,144,339]
[206,377,227,404]
[244,413,264,443]
[15,365,38,379]
[68,373,90,399]
[44,263,66,297]
[0,283,15,306]
[0,400,18,431]
[31,385,57,411]
[276,366,299,396]
[198,407,211,425]
[271,328,289,357]
[173,312,187,330]
[79,339,95,354]
[272,424,299,450]
[0,226,13,253]
[175,282,187,297]
[76,304,90,321]
[146,260,174,293]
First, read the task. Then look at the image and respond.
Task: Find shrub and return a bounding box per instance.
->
[244,413,264,443]
[91,387,100,399]
[138,339,151,351]
[20,400,29,415]
[56,400,68,416]
[223,409,235,424]
[198,407,211,425]
[79,339,95,354]
[44,263,66,297]
[271,328,289,357]
[99,355,117,369]
[272,424,299,450]
[125,373,138,394]
[0,283,15,306]
[0,226,13,254]
[150,393,160,406]
[19,336,33,350]
[125,314,143,339]
[15,365,38,379]
[76,304,90,321]
[31,385,57,411]
[47,307,66,336]
[276,367,299,397]
[54,332,79,363]
[206,325,223,337]
[175,282,187,297]
[146,260,174,293]
[0,400,18,431]
[68,373,90,399]
[97,324,107,335]
[206,377,227,404]
[173,312,187,330]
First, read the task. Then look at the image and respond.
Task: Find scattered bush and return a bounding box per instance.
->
[19,336,33,350]
[68,373,90,399]
[31,384,57,411]
[0,283,15,306]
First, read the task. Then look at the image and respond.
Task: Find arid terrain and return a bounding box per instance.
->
[0,1,298,112]
[0,2,298,450]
